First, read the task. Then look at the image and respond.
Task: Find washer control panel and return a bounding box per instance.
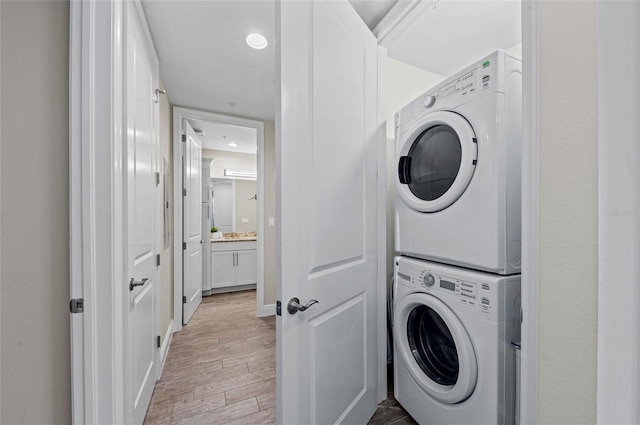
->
[395,256,503,319]
[416,268,477,299]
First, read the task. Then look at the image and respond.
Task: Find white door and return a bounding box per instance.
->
[126,2,159,423]
[183,121,203,324]
[277,1,381,424]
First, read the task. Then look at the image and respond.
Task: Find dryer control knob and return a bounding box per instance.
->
[423,96,436,108]
[423,273,435,287]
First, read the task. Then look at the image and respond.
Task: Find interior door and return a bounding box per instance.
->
[277,1,381,423]
[182,121,203,324]
[126,2,159,423]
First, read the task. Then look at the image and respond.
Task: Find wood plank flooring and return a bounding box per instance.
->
[144,290,276,425]
[144,289,416,425]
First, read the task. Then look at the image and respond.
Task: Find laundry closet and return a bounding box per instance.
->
[380,1,523,424]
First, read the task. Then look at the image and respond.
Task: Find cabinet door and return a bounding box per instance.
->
[235,250,257,285]
[211,251,235,288]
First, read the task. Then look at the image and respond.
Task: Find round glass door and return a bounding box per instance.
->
[396,111,477,213]
[394,292,477,404]
[407,305,459,386]
[407,125,462,202]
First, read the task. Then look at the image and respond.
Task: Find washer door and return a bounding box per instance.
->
[396,111,477,212]
[395,292,477,404]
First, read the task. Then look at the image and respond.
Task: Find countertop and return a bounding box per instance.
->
[211,232,257,243]
[211,236,257,243]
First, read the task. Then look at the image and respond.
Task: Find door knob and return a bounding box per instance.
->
[287,297,319,315]
[129,278,148,291]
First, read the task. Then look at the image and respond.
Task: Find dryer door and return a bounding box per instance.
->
[395,292,477,404]
[396,111,477,212]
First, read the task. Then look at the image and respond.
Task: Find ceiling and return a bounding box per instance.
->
[385,0,521,76]
[142,0,520,122]
[142,0,276,122]
[188,119,257,155]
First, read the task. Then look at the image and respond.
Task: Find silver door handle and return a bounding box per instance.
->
[129,278,148,291]
[287,297,319,314]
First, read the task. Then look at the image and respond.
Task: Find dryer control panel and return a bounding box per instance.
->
[397,50,515,136]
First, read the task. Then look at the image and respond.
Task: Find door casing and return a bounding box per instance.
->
[172,107,268,330]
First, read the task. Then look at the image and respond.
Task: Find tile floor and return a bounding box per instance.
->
[144,290,415,425]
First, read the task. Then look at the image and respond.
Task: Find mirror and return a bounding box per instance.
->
[211,178,257,233]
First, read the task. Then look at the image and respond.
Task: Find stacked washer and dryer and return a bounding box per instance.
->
[393,50,522,425]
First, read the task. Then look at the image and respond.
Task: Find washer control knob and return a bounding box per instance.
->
[423,95,436,108]
[423,273,435,287]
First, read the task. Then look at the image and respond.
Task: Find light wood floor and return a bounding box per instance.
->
[144,290,276,425]
[144,289,415,425]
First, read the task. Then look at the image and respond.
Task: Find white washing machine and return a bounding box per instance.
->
[393,256,521,425]
[395,50,522,275]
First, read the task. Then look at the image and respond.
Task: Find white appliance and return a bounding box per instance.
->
[393,256,521,425]
[395,50,522,275]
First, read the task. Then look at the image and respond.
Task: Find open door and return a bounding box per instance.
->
[182,121,203,324]
[126,2,160,423]
[276,1,382,423]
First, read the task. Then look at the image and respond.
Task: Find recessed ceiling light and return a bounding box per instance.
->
[228,142,239,148]
[246,33,268,50]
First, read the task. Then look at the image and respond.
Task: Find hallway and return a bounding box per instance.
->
[143,289,415,425]
[144,291,276,425]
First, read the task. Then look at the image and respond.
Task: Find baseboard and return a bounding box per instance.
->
[209,283,256,294]
[258,303,276,317]
[159,320,173,378]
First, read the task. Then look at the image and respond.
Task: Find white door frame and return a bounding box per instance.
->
[69,1,129,423]
[375,1,539,423]
[172,107,268,331]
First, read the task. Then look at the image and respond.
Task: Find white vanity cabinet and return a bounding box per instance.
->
[210,240,257,291]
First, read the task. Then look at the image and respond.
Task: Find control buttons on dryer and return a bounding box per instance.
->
[423,95,436,108]
[423,273,435,287]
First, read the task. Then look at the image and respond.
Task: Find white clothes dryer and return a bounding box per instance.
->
[395,51,522,275]
[393,256,521,425]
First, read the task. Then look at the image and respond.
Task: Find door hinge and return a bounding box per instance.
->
[183,242,187,250]
[181,134,186,143]
[156,253,161,267]
[276,300,282,316]
[155,172,160,186]
[183,188,187,196]
[154,88,166,104]
[183,296,187,304]
[70,298,84,314]
[156,335,161,348]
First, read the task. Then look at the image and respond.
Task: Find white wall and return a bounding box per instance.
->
[0,1,72,423]
[596,2,640,423]
[204,149,256,179]
[234,179,258,232]
[263,121,276,305]
[536,2,598,423]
